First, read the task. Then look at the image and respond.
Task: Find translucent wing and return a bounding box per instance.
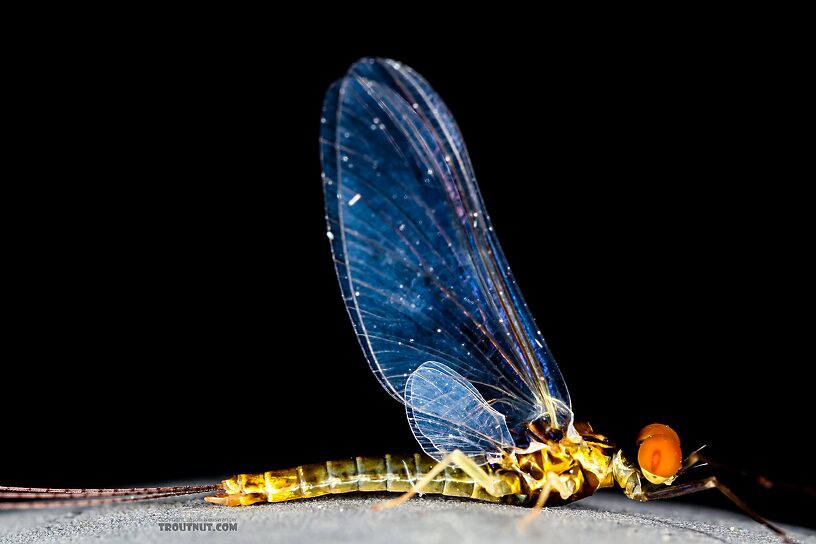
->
[321,58,573,451]
[405,362,514,464]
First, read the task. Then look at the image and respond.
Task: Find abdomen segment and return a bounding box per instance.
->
[206,453,505,506]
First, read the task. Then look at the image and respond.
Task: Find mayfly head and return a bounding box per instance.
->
[636,423,682,484]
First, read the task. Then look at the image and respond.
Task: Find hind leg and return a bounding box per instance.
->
[372,450,505,511]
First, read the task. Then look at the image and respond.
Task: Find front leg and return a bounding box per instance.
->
[643,476,792,543]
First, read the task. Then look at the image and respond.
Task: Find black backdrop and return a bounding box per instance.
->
[3,28,813,528]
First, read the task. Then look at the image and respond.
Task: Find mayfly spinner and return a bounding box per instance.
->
[1,58,793,541]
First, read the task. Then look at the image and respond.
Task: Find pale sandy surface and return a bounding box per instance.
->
[1,490,813,544]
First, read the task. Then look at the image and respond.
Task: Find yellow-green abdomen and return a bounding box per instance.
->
[214,453,506,506]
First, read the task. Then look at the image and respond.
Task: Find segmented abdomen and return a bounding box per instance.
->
[221,453,503,504]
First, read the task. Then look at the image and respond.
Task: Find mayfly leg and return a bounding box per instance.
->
[517,472,570,529]
[371,449,504,511]
[642,476,793,543]
[683,452,816,498]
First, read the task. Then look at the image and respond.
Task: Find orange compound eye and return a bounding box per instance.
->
[636,423,680,447]
[636,423,682,484]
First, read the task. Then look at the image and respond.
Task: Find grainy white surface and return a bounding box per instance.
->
[1,490,813,544]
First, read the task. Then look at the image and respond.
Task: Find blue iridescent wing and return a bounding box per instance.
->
[321,58,573,453]
[405,361,514,464]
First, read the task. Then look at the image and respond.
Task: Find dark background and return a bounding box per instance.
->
[3,23,813,528]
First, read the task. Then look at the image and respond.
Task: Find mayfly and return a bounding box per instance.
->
[0,58,794,541]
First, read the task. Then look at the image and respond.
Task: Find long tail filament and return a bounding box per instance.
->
[0,483,222,510]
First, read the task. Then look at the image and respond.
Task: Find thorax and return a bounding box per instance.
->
[494,436,616,505]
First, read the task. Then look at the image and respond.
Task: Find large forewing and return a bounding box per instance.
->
[357,59,573,426]
[321,58,572,438]
[405,362,514,464]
